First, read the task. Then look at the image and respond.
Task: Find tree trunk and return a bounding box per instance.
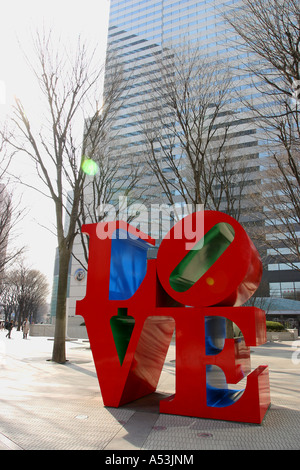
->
[51,247,71,363]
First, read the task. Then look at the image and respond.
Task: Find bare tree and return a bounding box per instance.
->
[72,51,145,268]
[0,263,49,327]
[1,29,123,362]
[225,0,300,265]
[77,155,143,267]
[141,47,250,219]
[0,185,13,275]
[0,145,24,280]
[252,152,300,270]
[224,0,299,96]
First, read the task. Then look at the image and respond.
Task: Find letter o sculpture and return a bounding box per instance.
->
[156,211,262,307]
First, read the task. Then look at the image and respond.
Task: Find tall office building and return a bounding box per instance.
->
[66,0,300,322]
[105,0,262,226]
[104,0,300,299]
[104,0,265,256]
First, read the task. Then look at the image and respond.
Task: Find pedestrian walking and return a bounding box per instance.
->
[5,320,13,338]
[22,318,30,339]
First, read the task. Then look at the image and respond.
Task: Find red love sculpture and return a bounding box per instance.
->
[76,211,270,423]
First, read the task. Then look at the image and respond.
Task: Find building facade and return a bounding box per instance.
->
[66,0,300,318]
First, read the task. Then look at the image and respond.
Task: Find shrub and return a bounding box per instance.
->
[266,321,285,332]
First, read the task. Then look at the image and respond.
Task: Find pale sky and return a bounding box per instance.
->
[0,0,110,299]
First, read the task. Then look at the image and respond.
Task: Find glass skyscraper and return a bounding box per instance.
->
[104,0,262,230]
[103,0,300,300]
[65,0,300,324]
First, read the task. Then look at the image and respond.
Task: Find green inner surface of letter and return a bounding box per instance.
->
[169,222,235,292]
[110,308,135,365]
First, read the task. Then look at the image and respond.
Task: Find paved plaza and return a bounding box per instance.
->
[0,329,299,451]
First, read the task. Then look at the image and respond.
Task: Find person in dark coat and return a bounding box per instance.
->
[5,320,13,338]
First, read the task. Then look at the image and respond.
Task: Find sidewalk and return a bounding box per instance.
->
[0,329,299,450]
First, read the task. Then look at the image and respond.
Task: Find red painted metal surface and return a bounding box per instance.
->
[76,211,270,423]
[157,211,263,307]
